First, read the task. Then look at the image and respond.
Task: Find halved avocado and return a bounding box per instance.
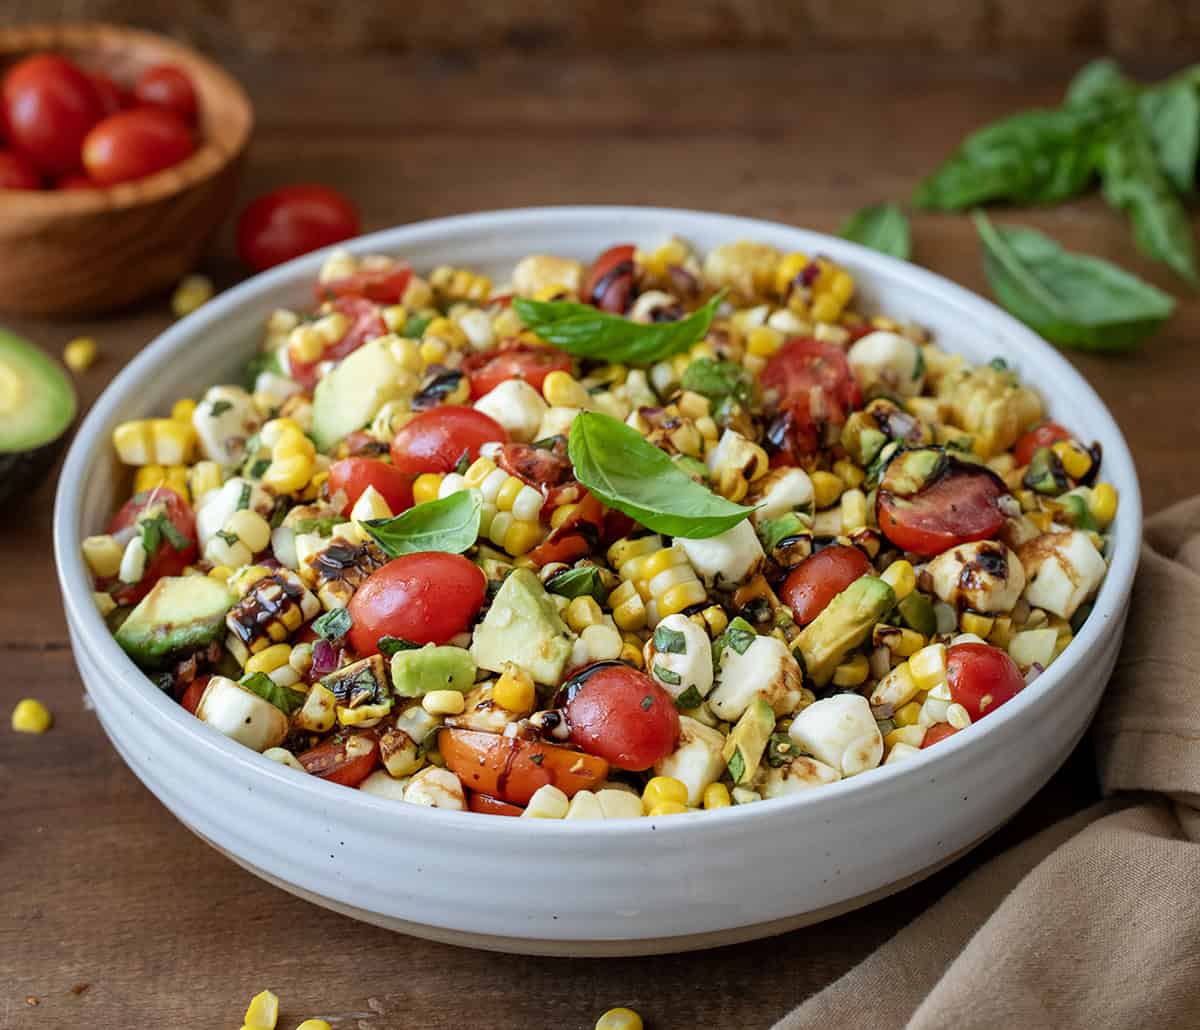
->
[0,329,77,503]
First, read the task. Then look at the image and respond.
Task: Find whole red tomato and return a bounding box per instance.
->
[133,64,198,123]
[946,642,1024,721]
[0,150,41,189]
[2,54,102,175]
[762,338,861,462]
[236,184,360,272]
[388,406,506,476]
[564,662,680,770]
[104,487,198,605]
[82,108,195,185]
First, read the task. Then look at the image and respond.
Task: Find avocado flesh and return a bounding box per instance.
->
[795,575,896,686]
[0,329,77,503]
[390,644,477,698]
[115,575,236,669]
[722,698,776,785]
[880,447,946,497]
[311,338,412,452]
[469,567,575,685]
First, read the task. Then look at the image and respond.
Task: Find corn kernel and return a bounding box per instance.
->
[702,782,732,810]
[895,701,922,727]
[225,509,272,553]
[596,1009,644,1030]
[810,470,844,509]
[63,336,97,373]
[295,1021,332,1030]
[208,565,233,583]
[746,325,783,358]
[909,643,948,692]
[422,690,466,716]
[12,698,52,734]
[494,662,536,714]
[960,612,995,637]
[112,418,196,466]
[1090,482,1118,529]
[542,369,591,408]
[832,653,870,687]
[419,339,448,365]
[1052,440,1092,480]
[881,560,916,601]
[884,725,925,751]
[245,643,292,676]
[171,274,214,318]
[648,801,689,817]
[619,642,644,668]
[412,473,443,506]
[840,488,867,532]
[642,775,688,812]
[566,595,604,633]
[244,989,279,1030]
[832,459,865,489]
[82,534,123,578]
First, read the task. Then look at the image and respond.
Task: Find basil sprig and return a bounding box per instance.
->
[838,203,912,260]
[567,412,753,539]
[545,565,608,605]
[514,292,722,365]
[240,672,304,716]
[974,212,1175,352]
[363,490,482,559]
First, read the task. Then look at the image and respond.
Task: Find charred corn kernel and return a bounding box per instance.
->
[702,782,732,810]
[12,698,52,734]
[596,1007,644,1030]
[909,643,948,692]
[774,251,809,299]
[870,662,919,711]
[832,653,870,687]
[609,579,648,631]
[381,304,409,332]
[833,459,865,489]
[225,509,272,553]
[946,702,972,730]
[245,643,292,676]
[550,501,580,530]
[874,624,926,657]
[696,604,728,638]
[810,470,844,509]
[133,463,190,501]
[63,336,97,373]
[295,1022,332,1030]
[960,612,995,637]
[619,642,644,667]
[937,364,1042,458]
[171,274,214,318]
[419,338,448,365]
[82,534,123,578]
[566,596,605,632]
[884,725,926,751]
[1052,440,1092,480]
[640,236,692,280]
[93,590,116,616]
[895,700,923,727]
[208,565,233,582]
[494,662,536,714]
[542,369,591,408]
[260,418,316,494]
[746,325,783,357]
[288,325,325,363]
[642,775,689,812]
[244,989,279,1029]
[840,488,867,533]
[422,690,466,716]
[648,801,689,817]
[1090,482,1118,529]
[387,335,423,374]
[430,265,492,303]
[413,473,444,505]
[881,560,916,601]
[188,460,224,502]
[112,418,196,466]
[424,316,468,349]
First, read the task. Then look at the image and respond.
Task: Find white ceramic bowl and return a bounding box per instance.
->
[54,207,1141,956]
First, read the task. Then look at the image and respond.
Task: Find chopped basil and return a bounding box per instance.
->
[653,664,682,686]
[532,435,566,451]
[679,358,754,410]
[215,529,240,547]
[727,748,746,784]
[453,449,471,475]
[209,399,233,417]
[530,753,545,766]
[653,624,687,655]
[402,313,433,338]
[249,458,271,479]
[313,606,353,642]
[674,685,703,711]
[722,618,757,657]
[240,672,304,715]
[546,565,607,605]
[294,516,347,536]
[378,636,420,658]
[236,483,252,511]
[363,490,482,559]
[640,694,654,711]
[765,731,798,768]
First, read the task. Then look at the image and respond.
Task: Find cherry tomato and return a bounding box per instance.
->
[328,457,414,516]
[236,184,360,272]
[564,662,680,771]
[81,108,195,186]
[780,545,870,626]
[946,642,1024,721]
[2,54,102,175]
[583,244,636,313]
[921,723,959,748]
[317,260,412,304]
[461,341,572,400]
[286,296,386,391]
[88,72,128,116]
[467,793,525,817]
[762,338,862,461]
[1014,421,1073,467]
[439,728,609,806]
[877,462,1006,557]
[388,406,506,476]
[0,150,40,189]
[56,171,95,190]
[299,734,380,788]
[179,674,210,716]
[133,64,197,123]
[527,492,606,566]
[105,487,198,604]
[347,552,486,655]
[497,440,572,488]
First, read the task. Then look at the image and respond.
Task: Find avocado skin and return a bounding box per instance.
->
[0,429,71,505]
[795,575,897,686]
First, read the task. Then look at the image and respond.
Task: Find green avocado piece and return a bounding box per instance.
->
[722,698,776,785]
[390,645,476,698]
[115,575,236,669]
[311,337,412,452]
[897,592,937,637]
[880,447,947,497]
[794,575,896,686]
[469,567,575,685]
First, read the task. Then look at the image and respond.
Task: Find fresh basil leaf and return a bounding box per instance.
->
[378,636,421,658]
[1065,58,1132,107]
[364,490,482,558]
[514,292,722,365]
[545,565,607,605]
[1139,82,1199,196]
[727,748,746,784]
[838,203,912,260]
[674,685,703,711]
[567,412,753,539]
[758,512,809,552]
[313,606,353,642]
[209,399,233,417]
[236,483,252,511]
[653,624,688,654]
[974,212,1175,351]
[653,664,682,686]
[240,672,304,715]
[719,617,757,658]
[453,449,471,475]
[679,358,754,409]
[249,458,271,479]
[215,529,239,547]
[402,314,433,338]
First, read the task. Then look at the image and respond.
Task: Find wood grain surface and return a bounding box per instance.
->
[2,47,1197,1030]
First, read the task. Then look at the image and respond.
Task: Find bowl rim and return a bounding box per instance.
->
[0,22,253,211]
[53,204,1143,839]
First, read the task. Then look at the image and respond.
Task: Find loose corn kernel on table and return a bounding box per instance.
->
[3,48,1199,1030]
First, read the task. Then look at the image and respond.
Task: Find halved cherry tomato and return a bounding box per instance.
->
[328,457,414,516]
[564,662,680,770]
[287,296,387,391]
[921,723,959,748]
[88,72,128,116]
[236,183,360,272]
[527,492,605,566]
[467,793,525,817]
[439,728,609,806]
[81,108,195,186]
[388,406,506,475]
[877,463,1006,557]
[497,440,572,488]
[179,674,210,716]
[317,261,412,305]
[133,64,198,123]
[0,150,40,189]
[583,244,636,312]
[1014,421,1073,467]
[56,171,95,190]
[780,545,870,625]
[299,733,380,788]
[762,338,862,461]
[946,642,1023,721]
[2,54,102,175]
[347,552,486,655]
[461,341,572,400]
[105,487,198,604]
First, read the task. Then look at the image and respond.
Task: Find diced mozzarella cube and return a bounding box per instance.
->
[536,405,581,440]
[195,477,273,548]
[521,784,569,819]
[647,613,713,701]
[1018,530,1107,620]
[193,385,263,467]
[847,330,925,398]
[350,484,392,532]
[595,787,644,820]
[709,634,804,721]
[403,766,467,810]
[677,519,764,589]
[564,790,604,821]
[749,467,814,523]
[884,742,922,765]
[359,770,411,799]
[456,308,495,351]
[763,755,841,797]
[474,379,548,443]
[787,694,883,777]
[253,370,302,408]
[195,676,289,752]
[653,716,726,805]
[927,540,1025,613]
[511,255,584,298]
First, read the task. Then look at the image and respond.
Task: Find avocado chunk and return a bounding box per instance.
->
[0,329,77,503]
[115,575,236,668]
[897,591,937,636]
[794,575,896,686]
[722,698,776,786]
[469,567,575,685]
[311,337,414,451]
[390,645,476,698]
[880,447,947,497]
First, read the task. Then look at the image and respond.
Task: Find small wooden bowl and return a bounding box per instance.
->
[0,23,253,317]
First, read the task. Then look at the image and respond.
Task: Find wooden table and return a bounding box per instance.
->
[3,49,1196,1030]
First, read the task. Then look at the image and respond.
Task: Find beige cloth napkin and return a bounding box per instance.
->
[775,497,1200,1030]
